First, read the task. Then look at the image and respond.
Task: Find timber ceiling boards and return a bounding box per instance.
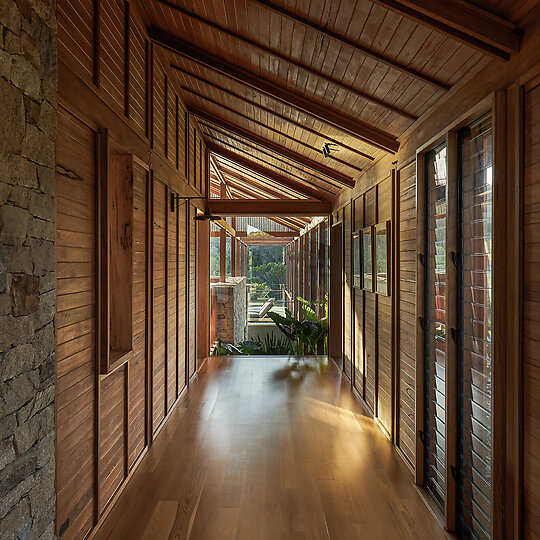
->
[146,0,521,201]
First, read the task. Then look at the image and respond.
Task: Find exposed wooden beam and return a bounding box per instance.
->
[155,0,417,120]
[237,231,299,238]
[149,27,400,153]
[214,171,292,200]
[371,0,521,60]
[209,154,233,198]
[173,67,375,161]
[250,0,451,91]
[202,130,340,191]
[209,145,333,201]
[209,199,331,216]
[182,86,368,172]
[189,106,356,187]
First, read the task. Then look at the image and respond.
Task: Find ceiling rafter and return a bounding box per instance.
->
[173,67,374,161]
[149,27,400,153]
[182,86,367,173]
[249,0,451,91]
[156,0,417,121]
[209,154,233,198]
[189,105,356,187]
[370,0,521,60]
[202,129,340,192]
[209,199,331,216]
[209,146,334,201]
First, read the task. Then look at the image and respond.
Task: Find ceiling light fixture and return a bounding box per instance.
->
[321,142,339,158]
[170,194,222,221]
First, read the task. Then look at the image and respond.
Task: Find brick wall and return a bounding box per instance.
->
[0,0,57,538]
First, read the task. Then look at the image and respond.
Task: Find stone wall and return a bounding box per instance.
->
[211,277,247,344]
[0,1,57,538]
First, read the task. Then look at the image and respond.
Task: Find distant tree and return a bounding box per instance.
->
[251,262,286,296]
[250,245,284,266]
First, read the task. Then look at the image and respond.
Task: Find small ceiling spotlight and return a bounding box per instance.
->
[321,142,339,158]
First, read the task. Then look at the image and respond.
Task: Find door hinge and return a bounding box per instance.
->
[419,316,425,330]
[419,430,425,443]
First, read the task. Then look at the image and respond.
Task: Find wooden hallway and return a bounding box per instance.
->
[93,356,448,540]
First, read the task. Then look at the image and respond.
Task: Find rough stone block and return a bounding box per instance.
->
[10,274,39,315]
[21,124,54,168]
[0,498,31,539]
[36,166,53,195]
[0,205,30,246]
[29,238,53,275]
[0,436,16,470]
[0,449,38,498]
[29,192,53,222]
[10,156,38,189]
[1,245,33,274]
[0,0,22,35]
[10,55,41,99]
[8,185,30,208]
[0,344,35,382]
[0,315,34,353]
[0,369,39,416]
[0,79,25,156]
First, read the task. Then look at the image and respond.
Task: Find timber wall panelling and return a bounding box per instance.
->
[55,0,205,536]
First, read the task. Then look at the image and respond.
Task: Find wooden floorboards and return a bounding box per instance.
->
[93,356,449,540]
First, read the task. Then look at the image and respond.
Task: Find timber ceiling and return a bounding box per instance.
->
[141,0,527,204]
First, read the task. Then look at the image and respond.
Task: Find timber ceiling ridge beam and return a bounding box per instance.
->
[189,105,356,187]
[175,71,374,161]
[181,86,367,172]
[250,0,451,91]
[155,0,417,121]
[221,168,311,201]
[370,0,521,60]
[202,129,340,192]
[208,199,332,216]
[148,27,400,153]
[208,144,334,202]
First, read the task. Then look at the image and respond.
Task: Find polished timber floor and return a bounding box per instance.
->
[94,356,449,540]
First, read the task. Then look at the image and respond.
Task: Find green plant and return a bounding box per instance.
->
[267,296,328,355]
[257,333,292,355]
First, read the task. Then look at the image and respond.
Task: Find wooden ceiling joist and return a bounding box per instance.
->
[219,170,297,200]
[209,155,233,198]
[371,0,521,60]
[173,67,374,161]
[202,130,340,191]
[182,87,366,173]
[209,199,331,216]
[209,145,333,201]
[149,27,400,153]
[156,0,417,121]
[250,0,451,91]
[189,105,356,187]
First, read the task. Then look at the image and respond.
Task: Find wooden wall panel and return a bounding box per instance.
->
[343,203,352,379]
[152,180,166,431]
[55,107,96,540]
[189,205,197,377]
[100,0,125,115]
[56,1,207,536]
[128,162,147,468]
[397,162,417,467]
[178,206,187,391]
[129,14,147,136]
[167,189,178,410]
[353,197,364,396]
[99,366,125,511]
[152,55,166,157]
[58,0,94,86]
[364,292,376,413]
[523,80,540,538]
